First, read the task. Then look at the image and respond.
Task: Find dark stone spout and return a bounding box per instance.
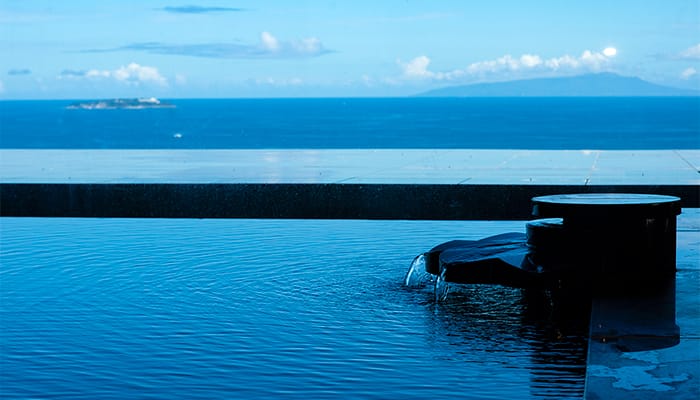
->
[423,194,681,292]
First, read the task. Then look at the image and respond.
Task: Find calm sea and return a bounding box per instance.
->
[0,97,697,399]
[1,97,698,149]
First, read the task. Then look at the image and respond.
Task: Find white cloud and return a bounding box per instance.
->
[113,63,167,86]
[399,55,433,79]
[0,79,5,94]
[92,32,330,59]
[258,32,324,57]
[85,69,111,78]
[286,35,322,56]
[579,50,609,70]
[261,31,280,52]
[255,77,304,86]
[466,55,522,74]
[398,48,617,81]
[294,37,322,54]
[64,63,168,86]
[520,54,542,68]
[603,47,617,57]
[544,55,579,70]
[680,44,700,60]
[681,67,697,80]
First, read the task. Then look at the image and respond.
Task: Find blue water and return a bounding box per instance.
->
[1,97,698,149]
[0,98,696,398]
[0,218,589,399]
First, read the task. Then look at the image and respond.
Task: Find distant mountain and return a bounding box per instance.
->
[418,73,699,97]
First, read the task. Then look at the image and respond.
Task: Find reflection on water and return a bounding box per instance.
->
[0,218,586,399]
[426,284,589,399]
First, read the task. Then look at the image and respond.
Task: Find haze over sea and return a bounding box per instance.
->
[1,97,698,149]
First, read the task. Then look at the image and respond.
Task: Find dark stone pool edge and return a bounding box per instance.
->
[1,183,697,219]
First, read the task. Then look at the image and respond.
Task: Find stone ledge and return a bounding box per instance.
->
[1,183,697,220]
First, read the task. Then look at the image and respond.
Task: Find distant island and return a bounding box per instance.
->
[418,73,699,97]
[66,97,175,110]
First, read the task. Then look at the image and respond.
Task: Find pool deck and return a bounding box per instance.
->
[2,149,698,185]
[1,149,698,219]
[1,148,699,399]
[584,210,700,399]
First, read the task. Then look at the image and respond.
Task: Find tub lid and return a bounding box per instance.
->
[532,193,681,219]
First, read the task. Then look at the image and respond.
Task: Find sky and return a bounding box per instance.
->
[1,0,699,99]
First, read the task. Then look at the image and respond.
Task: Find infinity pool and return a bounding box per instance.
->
[1,218,588,399]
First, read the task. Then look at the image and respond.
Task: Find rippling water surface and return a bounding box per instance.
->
[1,219,588,399]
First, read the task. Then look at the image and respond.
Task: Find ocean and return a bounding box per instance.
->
[0,97,698,399]
[1,97,698,149]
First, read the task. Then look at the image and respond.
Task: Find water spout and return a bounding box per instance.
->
[435,274,450,303]
[404,254,432,288]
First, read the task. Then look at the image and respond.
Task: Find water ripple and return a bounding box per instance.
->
[1,218,587,399]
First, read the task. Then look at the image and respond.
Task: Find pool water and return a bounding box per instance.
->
[0,218,588,399]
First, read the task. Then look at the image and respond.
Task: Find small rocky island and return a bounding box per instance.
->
[66,97,175,110]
